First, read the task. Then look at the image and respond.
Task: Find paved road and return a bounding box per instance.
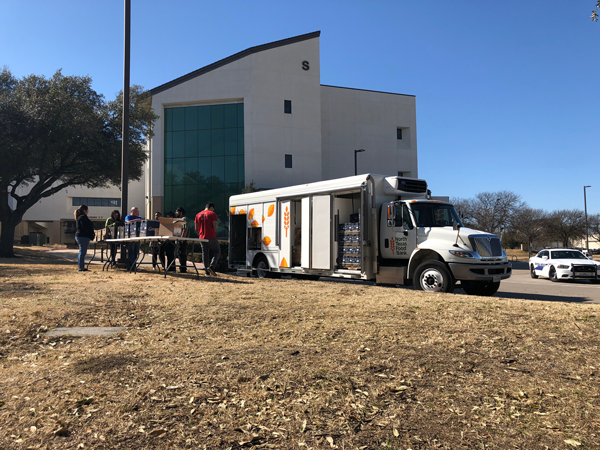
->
[456,261,600,304]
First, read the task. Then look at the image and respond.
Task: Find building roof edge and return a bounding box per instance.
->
[321,84,415,98]
[150,31,321,96]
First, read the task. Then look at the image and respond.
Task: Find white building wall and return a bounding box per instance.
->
[321,86,417,180]
[149,36,322,200]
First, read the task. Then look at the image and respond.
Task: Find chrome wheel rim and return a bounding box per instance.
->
[420,268,444,292]
[256,261,268,278]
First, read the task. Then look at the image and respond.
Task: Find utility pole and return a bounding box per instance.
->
[354,149,365,176]
[584,185,591,252]
[121,0,131,217]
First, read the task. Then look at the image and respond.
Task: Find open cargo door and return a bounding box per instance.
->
[311,195,331,270]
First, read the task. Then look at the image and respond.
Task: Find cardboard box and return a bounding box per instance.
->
[158,217,182,237]
[139,220,160,237]
[94,228,107,242]
[126,222,140,238]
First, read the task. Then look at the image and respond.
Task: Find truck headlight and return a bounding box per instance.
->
[557,264,570,269]
[449,250,474,258]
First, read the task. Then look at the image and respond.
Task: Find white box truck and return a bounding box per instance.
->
[228,174,511,296]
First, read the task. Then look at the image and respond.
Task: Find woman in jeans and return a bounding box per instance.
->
[75,205,95,272]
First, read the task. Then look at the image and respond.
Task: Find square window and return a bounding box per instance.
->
[72,198,79,206]
[284,100,292,114]
[102,198,109,207]
[397,128,403,140]
[285,154,292,168]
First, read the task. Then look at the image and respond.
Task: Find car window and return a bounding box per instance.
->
[539,251,549,258]
[550,250,587,260]
[394,204,414,229]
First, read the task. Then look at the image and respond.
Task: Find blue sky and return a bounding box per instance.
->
[1,0,598,214]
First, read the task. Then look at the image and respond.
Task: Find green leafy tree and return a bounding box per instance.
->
[0,68,157,257]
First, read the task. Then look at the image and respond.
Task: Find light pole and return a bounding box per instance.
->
[354,149,365,176]
[584,185,591,251]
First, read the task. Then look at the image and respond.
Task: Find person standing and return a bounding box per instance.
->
[160,211,176,271]
[195,202,220,276]
[174,206,189,273]
[105,210,121,263]
[75,205,95,272]
[124,206,144,270]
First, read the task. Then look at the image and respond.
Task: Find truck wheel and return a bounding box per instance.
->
[549,266,559,282]
[253,255,271,279]
[413,261,455,293]
[461,281,500,296]
[530,265,538,279]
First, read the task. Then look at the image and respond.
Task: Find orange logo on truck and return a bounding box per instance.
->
[284,207,290,237]
[230,207,236,215]
[248,208,254,220]
[262,215,265,223]
[280,257,288,267]
[268,204,275,217]
[251,220,259,228]
[262,236,271,246]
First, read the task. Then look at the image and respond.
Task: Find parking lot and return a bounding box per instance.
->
[456,261,600,304]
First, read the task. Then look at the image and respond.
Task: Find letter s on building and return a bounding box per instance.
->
[302,61,310,71]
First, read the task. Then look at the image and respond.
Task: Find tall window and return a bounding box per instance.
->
[284,100,292,114]
[164,103,244,238]
[396,128,403,140]
[285,154,293,168]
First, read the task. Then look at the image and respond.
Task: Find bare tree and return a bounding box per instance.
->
[545,209,587,248]
[587,213,600,246]
[451,191,525,235]
[510,208,548,256]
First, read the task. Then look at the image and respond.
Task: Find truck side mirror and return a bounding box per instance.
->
[453,223,461,231]
[387,204,395,227]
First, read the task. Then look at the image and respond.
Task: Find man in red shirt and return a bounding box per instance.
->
[195,202,220,276]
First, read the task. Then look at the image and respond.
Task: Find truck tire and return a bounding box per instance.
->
[253,255,272,279]
[413,261,455,293]
[461,280,500,296]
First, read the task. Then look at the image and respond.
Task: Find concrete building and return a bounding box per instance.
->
[147,31,418,237]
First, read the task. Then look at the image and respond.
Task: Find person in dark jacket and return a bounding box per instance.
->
[75,205,95,272]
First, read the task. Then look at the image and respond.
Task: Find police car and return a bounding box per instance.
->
[529,248,600,282]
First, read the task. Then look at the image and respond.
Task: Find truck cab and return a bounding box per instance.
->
[379,199,511,295]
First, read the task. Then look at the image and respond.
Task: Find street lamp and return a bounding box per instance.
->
[354,149,365,176]
[584,185,591,251]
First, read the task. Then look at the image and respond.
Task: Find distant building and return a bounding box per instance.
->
[146,31,418,236]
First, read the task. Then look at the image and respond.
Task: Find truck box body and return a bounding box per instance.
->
[228,174,511,294]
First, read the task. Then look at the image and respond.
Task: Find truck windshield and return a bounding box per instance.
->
[410,203,463,228]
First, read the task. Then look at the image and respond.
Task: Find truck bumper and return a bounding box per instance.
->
[448,261,512,281]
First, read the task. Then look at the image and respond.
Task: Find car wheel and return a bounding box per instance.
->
[413,261,455,293]
[530,265,538,279]
[549,266,559,282]
[461,281,501,296]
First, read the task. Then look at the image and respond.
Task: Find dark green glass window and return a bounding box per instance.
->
[211,105,224,129]
[211,129,224,156]
[172,108,185,131]
[198,106,211,130]
[164,103,243,237]
[172,132,185,158]
[224,104,237,128]
[224,129,237,155]
[185,131,198,157]
[185,107,197,130]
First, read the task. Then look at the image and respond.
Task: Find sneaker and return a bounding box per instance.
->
[204,269,211,276]
[79,268,89,272]
[207,268,218,277]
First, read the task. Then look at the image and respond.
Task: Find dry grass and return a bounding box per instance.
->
[1,248,599,449]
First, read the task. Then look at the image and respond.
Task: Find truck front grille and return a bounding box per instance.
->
[573,265,595,273]
[469,236,503,257]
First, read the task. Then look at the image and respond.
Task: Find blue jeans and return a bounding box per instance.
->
[128,243,140,269]
[75,237,91,271]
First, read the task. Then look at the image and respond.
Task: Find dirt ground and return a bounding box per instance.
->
[1,248,599,449]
